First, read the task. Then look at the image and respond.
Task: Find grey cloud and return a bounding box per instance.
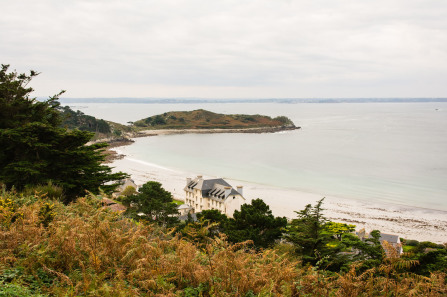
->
[1,0,446,97]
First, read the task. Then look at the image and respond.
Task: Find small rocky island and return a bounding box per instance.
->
[133,109,299,132]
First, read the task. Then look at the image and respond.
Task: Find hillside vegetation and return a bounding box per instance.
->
[59,106,131,140]
[134,109,297,130]
[1,190,446,296]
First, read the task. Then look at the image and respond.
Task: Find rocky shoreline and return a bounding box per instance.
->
[102,125,299,162]
[136,125,299,136]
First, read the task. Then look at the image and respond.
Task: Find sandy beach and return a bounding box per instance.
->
[110,147,447,244]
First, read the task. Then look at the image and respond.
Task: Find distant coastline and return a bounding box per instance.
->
[58,97,447,104]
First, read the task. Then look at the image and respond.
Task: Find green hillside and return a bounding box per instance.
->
[134,109,297,130]
[59,106,131,138]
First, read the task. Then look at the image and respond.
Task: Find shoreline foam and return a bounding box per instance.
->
[110,149,447,243]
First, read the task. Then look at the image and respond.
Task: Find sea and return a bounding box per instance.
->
[66,102,447,212]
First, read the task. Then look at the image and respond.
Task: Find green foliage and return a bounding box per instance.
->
[0,282,47,297]
[324,221,356,241]
[283,199,384,271]
[273,116,294,126]
[122,181,179,226]
[0,195,23,230]
[340,230,385,269]
[284,198,334,265]
[23,181,64,200]
[405,239,420,246]
[38,202,55,227]
[225,198,287,249]
[171,199,184,206]
[144,115,167,126]
[0,267,50,297]
[119,185,136,197]
[402,240,447,276]
[0,64,127,202]
[59,105,111,134]
[197,209,229,235]
[198,209,228,225]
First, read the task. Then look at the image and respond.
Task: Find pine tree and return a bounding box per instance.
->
[284,198,336,265]
[0,64,127,202]
[122,181,179,226]
[225,198,287,248]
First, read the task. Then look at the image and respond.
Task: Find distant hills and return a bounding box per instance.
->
[57,107,297,139]
[58,98,447,104]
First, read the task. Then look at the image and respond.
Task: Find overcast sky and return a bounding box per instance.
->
[1,0,447,98]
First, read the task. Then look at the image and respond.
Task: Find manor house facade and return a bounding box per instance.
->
[183,175,245,217]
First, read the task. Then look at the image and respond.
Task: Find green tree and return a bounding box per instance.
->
[197,209,228,225]
[120,185,137,197]
[284,198,359,271]
[196,209,229,235]
[59,105,111,134]
[225,198,287,249]
[284,199,334,264]
[341,230,385,270]
[403,241,447,276]
[324,221,356,241]
[123,181,179,226]
[0,64,127,202]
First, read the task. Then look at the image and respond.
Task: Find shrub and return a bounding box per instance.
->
[120,185,136,197]
[23,182,64,201]
[406,239,420,247]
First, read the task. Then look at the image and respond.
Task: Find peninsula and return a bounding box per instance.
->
[132,109,299,132]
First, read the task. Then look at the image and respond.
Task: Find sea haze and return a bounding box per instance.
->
[69,102,447,211]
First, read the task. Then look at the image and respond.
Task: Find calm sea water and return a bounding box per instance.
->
[68,102,447,211]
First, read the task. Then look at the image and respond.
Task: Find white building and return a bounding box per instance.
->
[358,230,404,257]
[184,175,245,217]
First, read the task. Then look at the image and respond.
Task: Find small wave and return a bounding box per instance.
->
[125,157,176,172]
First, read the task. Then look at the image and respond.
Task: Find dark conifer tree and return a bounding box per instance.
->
[122,181,179,226]
[225,198,287,249]
[0,64,127,202]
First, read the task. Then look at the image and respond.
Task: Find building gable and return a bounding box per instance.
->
[184,175,245,217]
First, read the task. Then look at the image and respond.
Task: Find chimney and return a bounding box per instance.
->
[186,177,191,185]
[236,186,243,196]
[224,186,231,197]
[197,175,203,180]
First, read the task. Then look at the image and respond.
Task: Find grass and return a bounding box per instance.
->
[172,199,184,206]
[403,245,416,252]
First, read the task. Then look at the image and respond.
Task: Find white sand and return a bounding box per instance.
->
[110,149,447,243]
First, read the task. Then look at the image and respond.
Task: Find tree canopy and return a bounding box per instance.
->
[0,64,127,202]
[284,198,336,265]
[122,181,179,226]
[225,198,287,248]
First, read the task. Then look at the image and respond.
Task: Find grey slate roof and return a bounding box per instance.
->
[367,232,400,243]
[378,233,400,243]
[184,177,243,201]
